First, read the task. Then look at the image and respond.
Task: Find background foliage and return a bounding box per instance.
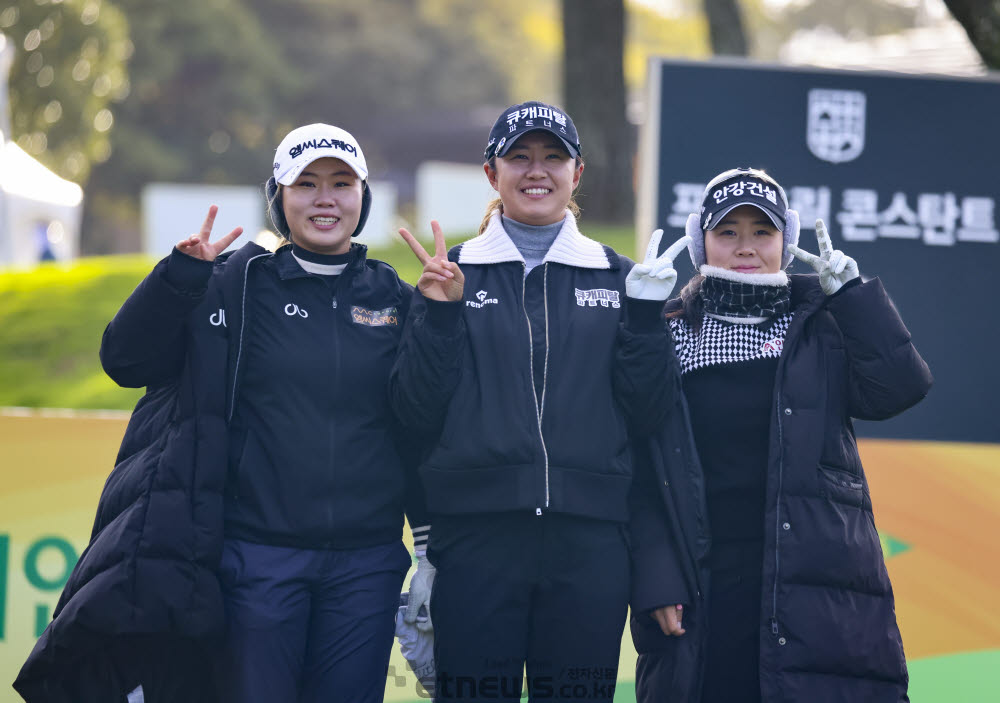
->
[3,0,130,183]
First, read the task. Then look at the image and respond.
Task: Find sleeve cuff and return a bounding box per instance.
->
[424,298,464,333]
[624,297,667,333]
[165,248,213,292]
[411,524,430,556]
[829,275,862,299]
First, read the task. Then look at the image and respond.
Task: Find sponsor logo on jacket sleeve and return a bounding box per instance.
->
[351,305,399,326]
[574,288,621,308]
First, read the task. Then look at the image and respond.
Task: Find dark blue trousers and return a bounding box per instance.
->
[215,539,412,703]
[429,512,630,702]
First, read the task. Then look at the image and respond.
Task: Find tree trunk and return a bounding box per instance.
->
[703,0,749,56]
[941,0,1000,69]
[561,0,633,223]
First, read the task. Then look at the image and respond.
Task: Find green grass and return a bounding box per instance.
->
[0,224,640,411]
[0,256,151,411]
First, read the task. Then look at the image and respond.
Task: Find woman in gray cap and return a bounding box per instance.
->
[630,167,932,703]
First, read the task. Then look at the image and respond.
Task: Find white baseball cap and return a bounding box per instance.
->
[272,123,368,186]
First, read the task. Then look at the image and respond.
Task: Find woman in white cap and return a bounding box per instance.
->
[15,124,427,703]
[630,167,932,703]
[389,101,690,701]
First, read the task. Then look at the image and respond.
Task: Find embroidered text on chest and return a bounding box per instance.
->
[670,313,793,374]
[574,288,620,308]
[351,306,399,326]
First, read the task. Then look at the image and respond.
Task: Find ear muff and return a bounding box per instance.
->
[265,177,290,239]
[266,177,372,239]
[352,181,372,237]
[685,213,705,269]
[782,209,800,269]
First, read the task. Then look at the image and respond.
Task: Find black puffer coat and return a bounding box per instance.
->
[13,244,264,703]
[631,275,932,703]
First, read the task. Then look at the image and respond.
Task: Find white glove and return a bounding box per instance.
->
[787,219,860,296]
[625,230,693,301]
[405,555,435,633]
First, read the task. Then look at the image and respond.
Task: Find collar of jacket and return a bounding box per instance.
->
[788,273,826,313]
[273,242,368,280]
[457,210,613,269]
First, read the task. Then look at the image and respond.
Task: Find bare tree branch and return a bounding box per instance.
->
[562,0,633,222]
[703,0,749,56]
[941,0,1000,69]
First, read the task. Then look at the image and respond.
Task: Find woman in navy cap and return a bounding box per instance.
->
[15,124,428,703]
[389,101,690,701]
[630,167,932,703]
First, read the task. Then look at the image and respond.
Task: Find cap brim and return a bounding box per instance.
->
[704,201,785,231]
[495,129,579,160]
[275,152,368,186]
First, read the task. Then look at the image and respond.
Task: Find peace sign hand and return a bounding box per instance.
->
[398,220,465,302]
[176,205,244,262]
[625,230,693,301]
[787,219,860,295]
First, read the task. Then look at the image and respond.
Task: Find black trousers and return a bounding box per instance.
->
[701,543,763,703]
[428,511,630,703]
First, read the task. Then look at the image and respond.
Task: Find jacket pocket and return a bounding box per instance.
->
[217,540,245,590]
[226,429,251,502]
[818,464,864,509]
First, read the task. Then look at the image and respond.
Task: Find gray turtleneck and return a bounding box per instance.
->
[501,214,564,275]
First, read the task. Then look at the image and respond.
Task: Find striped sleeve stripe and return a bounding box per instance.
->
[411,524,430,553]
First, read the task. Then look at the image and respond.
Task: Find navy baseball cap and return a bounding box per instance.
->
[700,167,789,231]
[484,101,582,162]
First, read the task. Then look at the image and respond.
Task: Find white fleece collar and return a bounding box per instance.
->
[458,210,611,269]
[700,264,789,287]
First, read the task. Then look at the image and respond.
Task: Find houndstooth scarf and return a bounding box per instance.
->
[699,265,791,324]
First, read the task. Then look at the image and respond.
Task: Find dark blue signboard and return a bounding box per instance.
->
[639,58,1000,443]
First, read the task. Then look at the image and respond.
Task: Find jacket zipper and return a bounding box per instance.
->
[541,264,551,509]
[228,252,271,423]
[521,263,549,515]
[771,350,789,639]
[326,273,344,535]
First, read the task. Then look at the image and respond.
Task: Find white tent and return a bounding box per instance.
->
[0,32,83,266]
[0,140,84,265]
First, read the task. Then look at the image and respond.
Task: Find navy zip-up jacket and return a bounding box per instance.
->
[224,245,422,547]
[103,242,426,548]
[389,211,675,522]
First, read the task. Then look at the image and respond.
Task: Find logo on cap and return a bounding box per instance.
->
[289,138,357,160]
[485,101,581,161]
[807,89,866,164]
[701,171,787,231]
[273,124,368,185]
